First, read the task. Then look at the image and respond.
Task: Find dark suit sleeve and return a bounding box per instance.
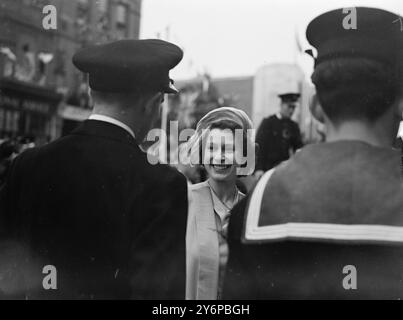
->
[255,119,269,171]
[130,169,188,299]
[157,172,188,299]
[0,154,24,239]
[223,194,258,299]
[0,154,29,299]
[292,122,303,151]
[0,171,10,238]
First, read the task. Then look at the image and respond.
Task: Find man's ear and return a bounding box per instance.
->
[143,92,163,115]
[309,92,325,124]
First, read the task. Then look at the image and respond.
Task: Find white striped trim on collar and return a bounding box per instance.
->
[244,169,403,244]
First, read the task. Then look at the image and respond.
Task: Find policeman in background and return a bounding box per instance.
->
[0,39,188,299]
[224,7,403,299]
[255,92,303,177]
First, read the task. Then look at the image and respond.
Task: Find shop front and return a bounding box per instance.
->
[0,78,62,145]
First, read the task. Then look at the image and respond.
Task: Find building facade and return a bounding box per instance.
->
[175,65,319,145]
[0,0,142,143]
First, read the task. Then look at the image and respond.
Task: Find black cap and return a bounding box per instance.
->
[72,39,183,94]
[306,7,402,67]
[278,93,300,102]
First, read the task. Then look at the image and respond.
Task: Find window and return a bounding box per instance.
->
[0,109,4,131]
[12,111,19,132]
[97,0,109,13]
[116,3,128,27]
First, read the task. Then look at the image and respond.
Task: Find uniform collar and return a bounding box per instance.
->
[89,114,135,139]
[72,119,140,150]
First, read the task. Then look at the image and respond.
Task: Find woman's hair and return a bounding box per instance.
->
[209,119,243,133]
[311,57,398,124]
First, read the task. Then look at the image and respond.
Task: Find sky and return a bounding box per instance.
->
[140,0,403,81]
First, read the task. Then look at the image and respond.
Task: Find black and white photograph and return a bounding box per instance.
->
[0,0,403,310]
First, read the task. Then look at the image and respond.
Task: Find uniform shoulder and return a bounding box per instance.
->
[263,115,280,125]
[14,146,39,162]
[10,144,46,170]
[258,116,276,128]
[289,118,300,127]
[15,135,77,161]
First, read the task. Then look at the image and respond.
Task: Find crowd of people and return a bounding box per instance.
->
[0,136,36,186]
[1,6,403,300]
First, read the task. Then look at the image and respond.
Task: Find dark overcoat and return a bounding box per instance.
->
[0,120,188,299]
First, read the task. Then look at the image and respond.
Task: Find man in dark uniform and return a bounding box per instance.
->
[224,7,403,299]
[0,39,188,299]
[255,93,303,176]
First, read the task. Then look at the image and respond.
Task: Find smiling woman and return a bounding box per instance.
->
[185,107,254,300]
